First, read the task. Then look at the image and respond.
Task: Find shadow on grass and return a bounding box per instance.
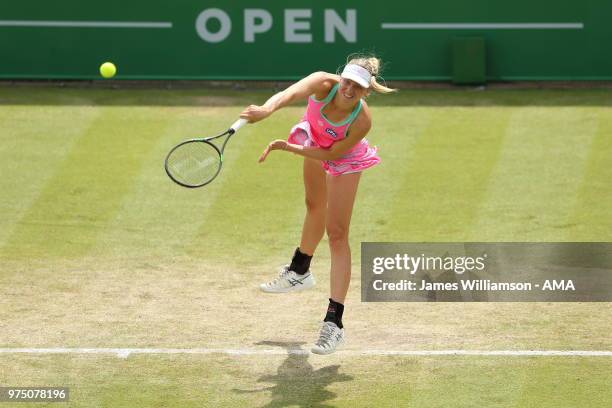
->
[232,340,353,408]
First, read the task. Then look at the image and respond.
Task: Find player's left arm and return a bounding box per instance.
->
[259,103,372,163]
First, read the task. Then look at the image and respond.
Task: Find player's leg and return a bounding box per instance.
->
[312,171,361,354]
[298,157,328,255]
[260,158,326,293]
[326,171,361,304]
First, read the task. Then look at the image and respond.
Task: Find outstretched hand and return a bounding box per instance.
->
[240,105,272,123]
[259,139,288,163]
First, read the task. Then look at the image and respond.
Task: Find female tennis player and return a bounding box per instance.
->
[240,55,395,354]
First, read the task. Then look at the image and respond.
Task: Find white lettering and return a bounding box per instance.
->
[542,280,575,291]
[285,9,312,43]
[196,9,231,43]
[372,257,385,274]
[244,9,272,43]
[196,8,357,43]
[324,9,356,43]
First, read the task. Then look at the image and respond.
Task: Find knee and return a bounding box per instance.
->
[305,197,325,213]
[326,224,349,245]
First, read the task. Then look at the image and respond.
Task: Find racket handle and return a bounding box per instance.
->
[229,118,248,134]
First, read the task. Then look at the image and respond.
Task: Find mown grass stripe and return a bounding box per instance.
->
[92,107,247,260]
[381,107,511,241]
[568,109,612,240]
[0,107,169,259]
[470,107,597,240]
[0,105,101,249]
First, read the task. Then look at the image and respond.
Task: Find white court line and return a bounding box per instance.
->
[0,348,610,359]
[381,23,583,30]
[0,20,172,28]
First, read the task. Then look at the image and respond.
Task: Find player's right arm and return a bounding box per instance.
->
[239,72,336,123]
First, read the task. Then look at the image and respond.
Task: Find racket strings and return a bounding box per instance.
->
[166,141,221,187]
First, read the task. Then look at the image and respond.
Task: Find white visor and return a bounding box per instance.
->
[340,64,371,88]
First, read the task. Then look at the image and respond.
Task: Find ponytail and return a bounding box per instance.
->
[345,54,397,94]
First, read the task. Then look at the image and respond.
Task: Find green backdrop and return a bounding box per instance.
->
[0,1,609,80]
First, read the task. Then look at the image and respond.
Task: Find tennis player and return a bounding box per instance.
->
[240,55,396,354]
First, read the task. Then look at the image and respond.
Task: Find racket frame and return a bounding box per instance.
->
[164,119,247,188]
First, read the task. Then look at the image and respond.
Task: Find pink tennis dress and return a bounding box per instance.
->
[287,83,380,176]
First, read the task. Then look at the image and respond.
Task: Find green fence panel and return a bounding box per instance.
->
[452,37,486,84]
[0,1,609,80]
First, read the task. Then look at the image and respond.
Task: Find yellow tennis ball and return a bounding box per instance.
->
[99,62,117,78]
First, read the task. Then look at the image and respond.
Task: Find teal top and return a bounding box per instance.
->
[311,83,363,128]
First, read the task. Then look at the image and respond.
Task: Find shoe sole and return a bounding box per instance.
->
[311,338,344,355]
[259,281,315,293]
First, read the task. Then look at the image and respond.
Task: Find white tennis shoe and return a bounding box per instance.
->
[311,321,345,355]
[259,265,315,293]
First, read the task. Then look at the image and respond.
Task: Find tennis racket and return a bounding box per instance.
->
[164,118,248,188]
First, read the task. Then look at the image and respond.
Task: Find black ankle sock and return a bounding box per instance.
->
[323,298,344,329]
[289,247,312,275]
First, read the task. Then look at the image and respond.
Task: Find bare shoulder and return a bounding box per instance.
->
[312,72,340,100]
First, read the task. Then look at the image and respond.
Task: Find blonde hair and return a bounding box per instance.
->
[345,53,397,94]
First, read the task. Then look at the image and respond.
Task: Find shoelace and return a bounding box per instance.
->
[268,266,290,286]
[316,323,335,348]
